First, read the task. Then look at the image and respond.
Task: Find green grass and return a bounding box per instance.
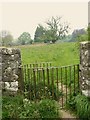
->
[15,42,80,99]
[2,95,60,119]
[67,94,90,119]
[15,42,79,66]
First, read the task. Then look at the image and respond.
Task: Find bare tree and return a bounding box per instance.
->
[45,16,70,43]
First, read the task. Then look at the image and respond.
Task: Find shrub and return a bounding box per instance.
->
[75,94,90,119]
[19,100,40,119]
[38,99,60,118]
[67,94,90,120]
[2,95,61,119]
[25,81,62,101]
[2,95,24,118]
[66,95,76,111]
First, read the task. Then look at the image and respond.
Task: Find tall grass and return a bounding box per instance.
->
[15,42,79,66]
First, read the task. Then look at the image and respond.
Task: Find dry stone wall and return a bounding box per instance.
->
[0,42,90,97]
[0,47,21,94]
[80,41,90,97]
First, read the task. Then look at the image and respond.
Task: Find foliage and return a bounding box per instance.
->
[72,27,89,50]
[0,30,13,46]
[44,16,69,43]
[70,28,86,42]
[25,81,62,101]
[66,95,77,111]
[34,24,45,43]
[2,95,24,118]
[75,94,90,119]
[74,26,90,43]
[34,16,70,43]
[2,95,60,119]
[38,99,60,118]
[18,32,32,45]
[67,94,90,119]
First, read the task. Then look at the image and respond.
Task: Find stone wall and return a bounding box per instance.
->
[80,41,90,97]
[0,47,21,94]
[0,42,90,97]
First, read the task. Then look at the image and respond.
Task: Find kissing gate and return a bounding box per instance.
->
[18,62,80,108]
[18,41,90,108]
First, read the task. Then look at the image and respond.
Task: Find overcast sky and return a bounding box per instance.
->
[0,1,88,39]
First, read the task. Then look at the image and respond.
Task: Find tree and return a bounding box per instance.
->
[44,16,70,43]
[71,28,86,42]
[18,32,32,45]
[74,27,89,50]
[0,30,13,46]
[34,24,45,42]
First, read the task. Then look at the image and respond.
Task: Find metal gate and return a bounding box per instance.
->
[18,63,80,108]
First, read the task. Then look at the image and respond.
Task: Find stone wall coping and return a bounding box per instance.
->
[80,41,90,44]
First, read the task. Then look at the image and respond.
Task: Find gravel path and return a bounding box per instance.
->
[58,82,77,119]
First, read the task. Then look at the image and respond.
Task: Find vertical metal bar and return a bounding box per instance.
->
[43,62,45,68]
[50,62,52,67]
[30,68,33,100]
[24,65,27,84]
[47,68,49,86]
[27,68,31,100]
[51,68,54,99]
[40,63,41,68]
[37,64,38,67]
[56,68,59,89]
[38,69,40,82]
[74,65,76,95]
[35,63,37,68]
[61,67,63,108]
[77,64,80,92]
[31,63,33,68]
[69,66,72,99]
[47,62,48,68]
[42,68,45,96]
[38,69,41,97]
[36,63,38,68]
[33,63,35,68]
[30,64,31,68]
[30,68,32,86]
[41,68,43,82]
[37,68,38,83]
[33,69,36,102]
[56,68,59,99]
[27,64,28,69]
[65,67,67,105]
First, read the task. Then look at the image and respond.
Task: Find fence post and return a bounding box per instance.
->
[80,41,90,97]
[18,66,24,95]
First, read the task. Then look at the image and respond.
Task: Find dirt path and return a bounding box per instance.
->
[60,109,76,118]
[58,82,77,118]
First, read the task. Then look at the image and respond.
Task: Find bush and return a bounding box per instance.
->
[19,100,40,119]
[67,94,90,119]
[2,95,61,119]
[38,99,60,118]
[2,95,24,118]
[75,94,90,119]
[25,81,62,101]
[66,95,76,111]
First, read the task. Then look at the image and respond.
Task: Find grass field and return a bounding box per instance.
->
[15,42,79,66]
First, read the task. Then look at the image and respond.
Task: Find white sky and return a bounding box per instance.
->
[0,1,88,39]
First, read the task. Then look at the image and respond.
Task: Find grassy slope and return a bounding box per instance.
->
[15,42,79,66]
